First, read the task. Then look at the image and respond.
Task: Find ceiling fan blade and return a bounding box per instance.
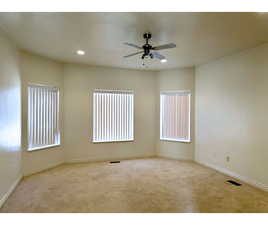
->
[124,51,143,58]
[152,43,176,50]
[124,42,142,49]
[152,52,165,60]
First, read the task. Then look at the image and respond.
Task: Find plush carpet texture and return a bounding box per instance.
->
[1,158,268,213]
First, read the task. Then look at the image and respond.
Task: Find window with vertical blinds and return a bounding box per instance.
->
[93,90,134,143]
[160,91,191,142]
[28,85,60,151]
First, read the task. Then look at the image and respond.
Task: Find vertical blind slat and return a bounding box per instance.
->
[34,88,37,146]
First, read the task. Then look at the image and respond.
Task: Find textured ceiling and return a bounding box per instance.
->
[0,12,268,70]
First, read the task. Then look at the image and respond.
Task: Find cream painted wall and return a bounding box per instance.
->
[195,44,268,189]
[20,51,64,176]
[63,64,156,162]
[156,68,195,160]
[0,32,22,204]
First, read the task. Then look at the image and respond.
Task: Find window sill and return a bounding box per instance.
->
[92,139,134,144]
[160,138,191,143]
[27,144,61,152]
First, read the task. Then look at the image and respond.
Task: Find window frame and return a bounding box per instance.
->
[92,89,134,143]
[160,90,191,143]
[27,83,61,151]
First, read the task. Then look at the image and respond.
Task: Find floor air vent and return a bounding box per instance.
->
[110,161,120,164]
[227,180,242,186]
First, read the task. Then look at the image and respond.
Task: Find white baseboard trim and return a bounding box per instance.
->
[0,175,23,208]
[23,161,64,177]
[157,153,194,161]
[196,160,268,192]
[66,155,156,164]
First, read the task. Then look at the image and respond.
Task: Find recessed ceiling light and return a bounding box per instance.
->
[76,50,85,55]
[161,59,167,63]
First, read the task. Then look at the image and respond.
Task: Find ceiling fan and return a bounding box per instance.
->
[123,33,176,63]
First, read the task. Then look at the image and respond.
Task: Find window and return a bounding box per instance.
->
[93,89,134,143]
[160,91,191,142]
[28,84,60,151]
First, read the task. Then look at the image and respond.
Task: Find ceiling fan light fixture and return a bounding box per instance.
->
[161,58,167,63]
[76,50,85,55]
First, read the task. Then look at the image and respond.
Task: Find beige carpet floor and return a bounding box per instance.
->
[1,157,268,213]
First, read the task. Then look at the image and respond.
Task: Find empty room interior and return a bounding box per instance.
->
[1,12,268,213]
